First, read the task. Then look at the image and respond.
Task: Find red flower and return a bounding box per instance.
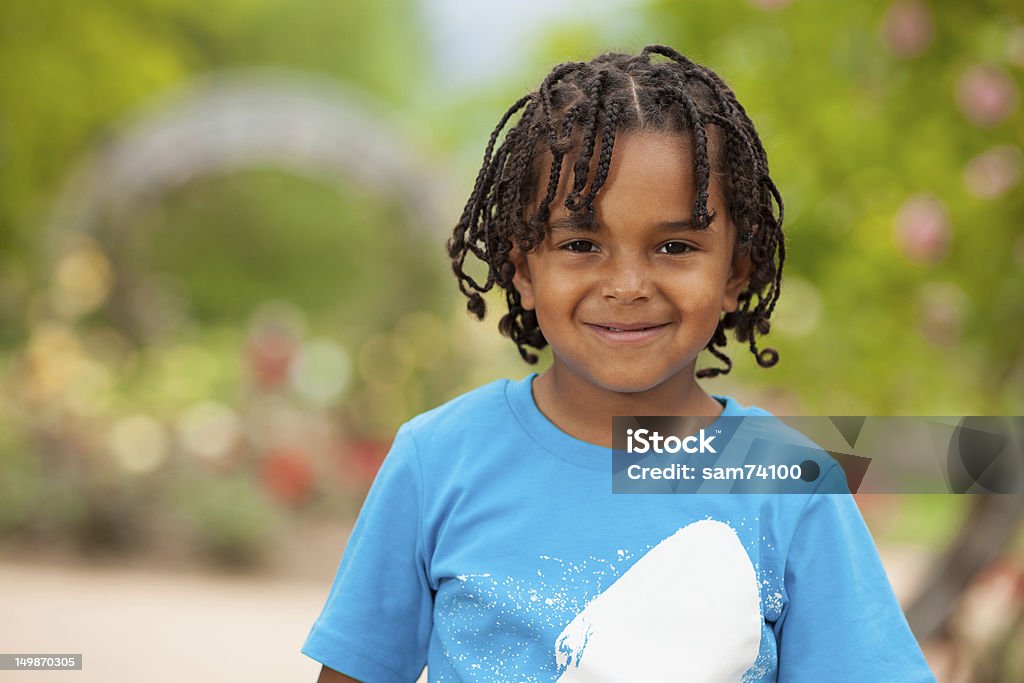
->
[261,448,314,504]
[245,326,297,389]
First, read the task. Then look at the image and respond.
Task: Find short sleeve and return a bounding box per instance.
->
[775,466,936,683]
[302,424,432,683]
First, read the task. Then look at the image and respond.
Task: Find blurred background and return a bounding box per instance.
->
[1,0,1022,680]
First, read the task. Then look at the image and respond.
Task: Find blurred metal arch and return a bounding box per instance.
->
[46,67,455,247]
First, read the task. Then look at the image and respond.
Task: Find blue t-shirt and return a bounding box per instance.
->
[303,374,936,682]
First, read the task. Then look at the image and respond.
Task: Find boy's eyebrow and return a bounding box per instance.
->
[548,214,599,233]
[655,219,702,232]
[548,215,706,233]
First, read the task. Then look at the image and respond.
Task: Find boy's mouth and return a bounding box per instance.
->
[584,322,671,344]
[590,322,669,332]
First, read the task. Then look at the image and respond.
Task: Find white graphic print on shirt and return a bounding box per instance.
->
[554,519,762,681]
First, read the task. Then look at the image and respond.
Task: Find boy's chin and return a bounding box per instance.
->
[547,354,699,397]
[575,367,695,397]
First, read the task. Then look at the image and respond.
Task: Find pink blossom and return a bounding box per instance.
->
[964,146,1022,199]
[881,0,935,58]
[956,65,1019,127]
[894,194,951,265]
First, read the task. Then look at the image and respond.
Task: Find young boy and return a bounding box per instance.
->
[303,46,936,682]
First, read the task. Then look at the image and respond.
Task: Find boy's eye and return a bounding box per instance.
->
[657,241,694,255]
[562,240,599,253]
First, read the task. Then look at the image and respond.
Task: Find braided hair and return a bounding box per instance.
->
[447,45,785,378]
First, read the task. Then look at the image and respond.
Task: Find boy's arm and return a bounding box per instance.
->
[301,424,433,681]
[775,465,936,682]
[316,664,361,682]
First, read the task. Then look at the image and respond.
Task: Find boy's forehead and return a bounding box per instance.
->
[536,127,723,175]
[601,131,710,185]
[535,131,724,198]
[542,133,727,225]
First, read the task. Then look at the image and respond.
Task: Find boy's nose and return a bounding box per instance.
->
[601,258,652,304]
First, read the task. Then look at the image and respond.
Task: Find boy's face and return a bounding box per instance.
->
[511,131,752,395]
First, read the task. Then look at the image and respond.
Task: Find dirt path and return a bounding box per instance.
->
[0,560,327,682]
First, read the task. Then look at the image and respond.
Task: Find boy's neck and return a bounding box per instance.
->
[531,365,724,449]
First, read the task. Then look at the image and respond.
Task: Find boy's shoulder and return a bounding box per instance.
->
[717,395,851,492]
[401,376,518,445]
[716,394,774,418]
[719,395,818,448]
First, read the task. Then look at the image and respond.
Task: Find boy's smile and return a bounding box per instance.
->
[511,131,752,433]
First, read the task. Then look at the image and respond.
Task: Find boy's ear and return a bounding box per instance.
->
[509,245,536,311]
[723,248,754,314]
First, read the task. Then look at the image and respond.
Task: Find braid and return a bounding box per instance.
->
[448,94,533,317]
[660,72,713,229]
[584,101,620,209]
[448,45,787,376]
[566,70,606,212]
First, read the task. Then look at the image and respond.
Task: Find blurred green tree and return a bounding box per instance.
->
[0,0,430,344]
